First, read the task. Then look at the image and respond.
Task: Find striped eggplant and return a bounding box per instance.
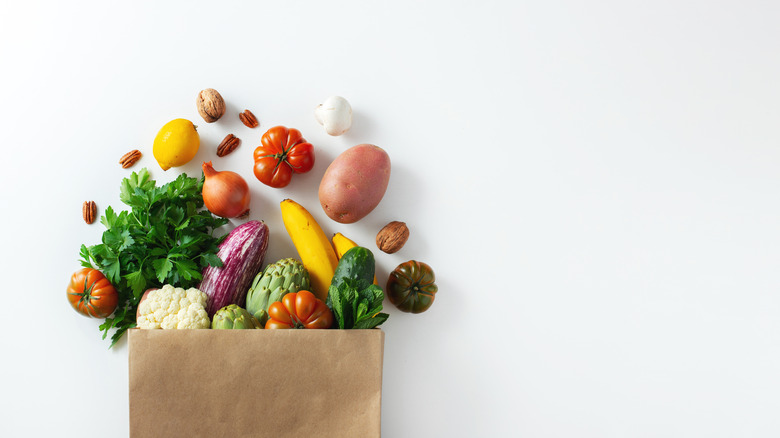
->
[199,220,269,316]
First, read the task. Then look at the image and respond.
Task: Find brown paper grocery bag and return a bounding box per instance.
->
[128,329,384,438]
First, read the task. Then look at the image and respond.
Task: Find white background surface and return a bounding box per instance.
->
[2,1,779,436]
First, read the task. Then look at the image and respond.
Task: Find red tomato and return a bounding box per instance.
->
[253,126,315,188]
[265,290,333,329]
[66,268,118,318]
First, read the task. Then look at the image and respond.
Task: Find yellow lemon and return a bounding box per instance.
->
[153,119,200,170]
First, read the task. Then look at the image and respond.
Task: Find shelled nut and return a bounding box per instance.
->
[216,134,240,157]
[239,109,259,128]
[83,201,97,224]
[119,149,142,168]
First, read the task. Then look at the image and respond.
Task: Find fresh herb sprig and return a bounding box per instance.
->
[327,278,389,329]
[80,168,228,347]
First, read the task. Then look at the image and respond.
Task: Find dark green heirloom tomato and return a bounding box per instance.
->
[386,260,437,313]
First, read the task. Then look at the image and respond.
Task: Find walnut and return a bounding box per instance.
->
[196,88,226,123]
[376,221,410,254]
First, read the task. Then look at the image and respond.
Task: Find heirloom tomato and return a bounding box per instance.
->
[386,260,438,313]
[253,126,314,188]
[67,268,118,318]
[265,290,333,329]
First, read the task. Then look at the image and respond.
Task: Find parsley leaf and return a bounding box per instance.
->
[201,252,223,268]
[152,258,173,283]
[124,269,147,298]
[79,168,228,347]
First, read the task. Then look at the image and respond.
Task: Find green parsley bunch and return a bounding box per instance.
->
[80,168,228,347]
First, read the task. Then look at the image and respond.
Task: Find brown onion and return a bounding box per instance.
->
[202,161,251,218]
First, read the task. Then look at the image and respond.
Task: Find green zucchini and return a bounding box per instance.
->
[330,246,375,291]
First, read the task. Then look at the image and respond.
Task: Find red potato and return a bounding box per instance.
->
[318,144,391,224]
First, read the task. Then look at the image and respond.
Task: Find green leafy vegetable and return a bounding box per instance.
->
[79,168,228,347]
[325,246,388,329]
[327,278,389,329]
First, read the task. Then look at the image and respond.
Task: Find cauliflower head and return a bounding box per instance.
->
[137,284,210,329]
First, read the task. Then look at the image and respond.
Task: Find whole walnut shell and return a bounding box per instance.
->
[376,221,410,254]
[196,88,226,123]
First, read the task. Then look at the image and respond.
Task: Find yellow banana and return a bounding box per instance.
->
[331,232,378,285]
[280,199,339,301]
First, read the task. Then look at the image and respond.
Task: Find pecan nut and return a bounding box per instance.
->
[83,201,97,224]
[119,149,142,168]
[376,221,410,254]
[239,109,259,128]
[217,134,241,157]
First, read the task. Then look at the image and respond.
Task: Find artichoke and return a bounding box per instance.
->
[211,304,262,329]
[246,258,311,326]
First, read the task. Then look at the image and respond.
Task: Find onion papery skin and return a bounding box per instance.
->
[202,161,251,218]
